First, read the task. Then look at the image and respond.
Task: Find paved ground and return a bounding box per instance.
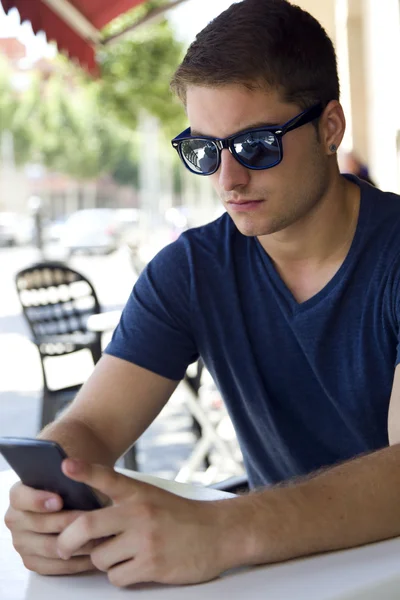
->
[0,243,197,479]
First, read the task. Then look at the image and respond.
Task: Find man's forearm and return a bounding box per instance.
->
[224,444,400,569]
[38,416,116,467]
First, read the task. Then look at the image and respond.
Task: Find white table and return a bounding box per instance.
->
[2,470,400,599]
[86,310,121,333]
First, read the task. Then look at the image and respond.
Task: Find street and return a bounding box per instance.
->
[0,243,197,476]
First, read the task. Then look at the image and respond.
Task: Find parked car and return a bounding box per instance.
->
[44,217,67,243]
[0,212,34,247]
[60,208,120,256]
[114,208,141,250]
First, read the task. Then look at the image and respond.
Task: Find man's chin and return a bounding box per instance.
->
[229,216,277,238]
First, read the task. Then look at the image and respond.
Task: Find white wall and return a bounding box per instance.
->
[363,0,400,192]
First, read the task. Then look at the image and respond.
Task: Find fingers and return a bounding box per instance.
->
[5,506,83,534]
[107,558,152,588]
[90,532,136,572]
[22,554,96,576]
[108,559,138,588]
[12,531,96,559]
[61,460,137,503]
[13,531,94,559]
[13,531,58,559]
[9,482,63,513]
[5,480,103,578]
[57,505,123,560]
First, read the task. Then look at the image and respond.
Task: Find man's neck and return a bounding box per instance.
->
[256,176,361,304]
[257,176,360,268]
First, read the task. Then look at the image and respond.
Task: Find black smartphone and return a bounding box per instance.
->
[0,437,103,511]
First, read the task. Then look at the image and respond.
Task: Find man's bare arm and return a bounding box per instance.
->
[226,443,400,568]
[38,354,179,466]
[221,365,400,569]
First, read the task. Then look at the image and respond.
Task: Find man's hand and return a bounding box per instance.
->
[4,482,98,575]
[57,459,241,587]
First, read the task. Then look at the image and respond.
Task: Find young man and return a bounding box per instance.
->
[5,0,400,588]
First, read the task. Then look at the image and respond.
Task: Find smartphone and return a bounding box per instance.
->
[0,437,103,511]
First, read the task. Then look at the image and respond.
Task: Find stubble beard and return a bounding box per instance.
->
[219,146,330,238]
[224,177,329,238]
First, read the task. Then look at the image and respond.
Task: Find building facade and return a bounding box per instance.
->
[297,0,400,193]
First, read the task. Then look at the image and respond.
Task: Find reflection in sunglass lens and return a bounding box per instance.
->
[181,140,218,174]
[233,131,280,168]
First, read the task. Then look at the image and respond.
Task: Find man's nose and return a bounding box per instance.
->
[218,149,250,192]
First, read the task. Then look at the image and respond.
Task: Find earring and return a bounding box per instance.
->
[329,144,337,153]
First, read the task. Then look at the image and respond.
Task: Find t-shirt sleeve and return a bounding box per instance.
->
[104,236,199,380]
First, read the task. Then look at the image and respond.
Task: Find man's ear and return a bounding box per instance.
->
[319,100,346,155]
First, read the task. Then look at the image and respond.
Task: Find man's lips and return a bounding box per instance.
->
[227,199,264,212]
[228,199,263,205]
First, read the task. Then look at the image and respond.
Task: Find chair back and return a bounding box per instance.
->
[15,261,102,392]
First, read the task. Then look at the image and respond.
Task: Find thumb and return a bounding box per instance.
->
[61,459,141,502]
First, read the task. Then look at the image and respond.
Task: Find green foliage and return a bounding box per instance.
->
[0,56,15,128]
[36,76,123,179]
[111,149,139,187]
[11,79,40,165]
[101,0,170,38]
[0,56,40,165]
[0,2,186,180]
[96,12,186,137]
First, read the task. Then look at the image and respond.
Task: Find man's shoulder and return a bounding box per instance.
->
[358,176,400,211]
[353,176,400,242]
[355,179,400,278]
[146,212,240,276]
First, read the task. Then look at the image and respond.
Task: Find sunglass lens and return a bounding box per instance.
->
[233,131,280,168]
[180,140,218,174]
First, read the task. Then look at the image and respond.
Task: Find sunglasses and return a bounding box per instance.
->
[171,103,323,176]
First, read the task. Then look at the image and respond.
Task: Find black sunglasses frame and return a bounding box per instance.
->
[171,103,324,176]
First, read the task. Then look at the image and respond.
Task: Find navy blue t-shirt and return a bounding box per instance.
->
[105,176,400,488]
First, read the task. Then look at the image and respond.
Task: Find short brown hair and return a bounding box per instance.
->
[171,0,339,110]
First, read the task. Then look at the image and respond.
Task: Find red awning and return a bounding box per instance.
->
[0,0,149,73]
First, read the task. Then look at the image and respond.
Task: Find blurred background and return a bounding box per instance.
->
[0,0,399,486]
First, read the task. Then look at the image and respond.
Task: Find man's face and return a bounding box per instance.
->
[186,84,330,238]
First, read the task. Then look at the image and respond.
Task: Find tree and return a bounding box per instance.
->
[0,0,186,185]
[11,74,44,166]
[0,55,39,166]
[0,56,15,131]
[36,76,125,179]
[94,2,186,138]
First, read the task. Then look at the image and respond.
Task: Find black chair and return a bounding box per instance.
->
[15,261,138,470]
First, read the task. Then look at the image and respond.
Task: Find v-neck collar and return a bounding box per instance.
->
[253,177,369,316]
